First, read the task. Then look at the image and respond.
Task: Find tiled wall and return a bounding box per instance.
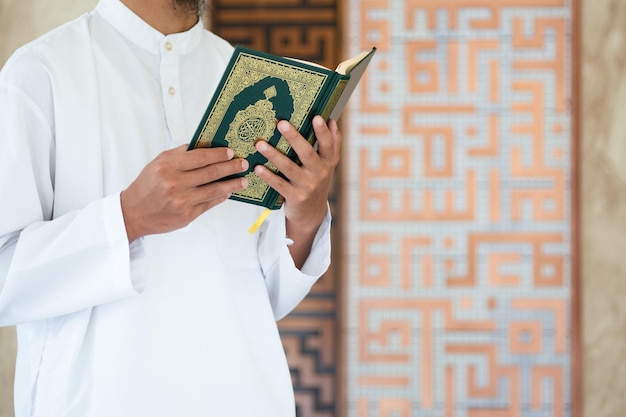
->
[344,1,577,415]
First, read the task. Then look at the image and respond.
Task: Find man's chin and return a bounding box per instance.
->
[172,0,206,16]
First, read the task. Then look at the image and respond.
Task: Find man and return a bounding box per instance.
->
[0,0,340,415]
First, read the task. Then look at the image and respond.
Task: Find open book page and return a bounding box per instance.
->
[329,47,376,120]
[286,49,375,74]
[287,48,376,120]
[336,49,375,75]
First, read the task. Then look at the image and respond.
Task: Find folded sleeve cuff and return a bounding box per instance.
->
[259,204,332,320]
[103,192,147,294]
[298,207,332,277]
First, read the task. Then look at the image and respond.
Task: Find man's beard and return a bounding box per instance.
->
[172,0,207,16]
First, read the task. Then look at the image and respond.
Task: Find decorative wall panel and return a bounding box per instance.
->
[210,2,341,417]
[345,1,577,416]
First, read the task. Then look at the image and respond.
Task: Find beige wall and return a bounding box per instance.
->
[0,2,98,415]
[0,0,625,416]
[0,0,97,64]
[0,329,14,417]
[582,0,626,416]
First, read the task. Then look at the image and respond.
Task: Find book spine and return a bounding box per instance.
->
[306,75,349,144]
[321,77,349,120]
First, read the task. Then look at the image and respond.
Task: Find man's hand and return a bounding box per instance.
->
[121,144,249,242]
[253,115,342,268]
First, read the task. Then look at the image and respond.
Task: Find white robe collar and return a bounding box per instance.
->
[95,0,204,55]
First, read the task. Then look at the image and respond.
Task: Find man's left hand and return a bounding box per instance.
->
[253,115,341,268]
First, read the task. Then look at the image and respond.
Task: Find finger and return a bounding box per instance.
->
[255,140,304,184]
[177,146,235,171]
[313,116,341,161]
[190,176,249,206]
[254,164,295,199]
[184,157,249,187]
[275,120,319,166]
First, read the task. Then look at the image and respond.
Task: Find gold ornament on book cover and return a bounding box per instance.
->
[225,86,278,158]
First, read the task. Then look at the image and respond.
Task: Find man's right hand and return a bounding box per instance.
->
[120,144,249,243]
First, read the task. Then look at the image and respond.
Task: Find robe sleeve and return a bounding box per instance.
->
[0,81,146,327]
[257,205,332,320]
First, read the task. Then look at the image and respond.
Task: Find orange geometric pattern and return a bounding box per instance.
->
[346,0,574,415]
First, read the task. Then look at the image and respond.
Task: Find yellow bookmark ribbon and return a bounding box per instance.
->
[248,208,272,234]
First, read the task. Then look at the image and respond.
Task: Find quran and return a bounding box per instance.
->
[188,45,376,210]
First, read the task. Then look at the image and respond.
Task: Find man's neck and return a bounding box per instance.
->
[121,0,199,35]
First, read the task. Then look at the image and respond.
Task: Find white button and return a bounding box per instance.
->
[165,42,173,51]
[168,87,176,96]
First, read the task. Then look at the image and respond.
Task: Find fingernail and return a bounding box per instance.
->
[255,165,265,174]
[314,116,324,127]
[256,141,268,152]
[226,148,234,159]
[241,159,249,170]
[241,178,249,188]
[277,120,289,133]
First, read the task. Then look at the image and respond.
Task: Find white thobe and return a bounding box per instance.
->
[0,0,331,416]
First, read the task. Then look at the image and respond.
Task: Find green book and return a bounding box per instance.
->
[188,45,376,210]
